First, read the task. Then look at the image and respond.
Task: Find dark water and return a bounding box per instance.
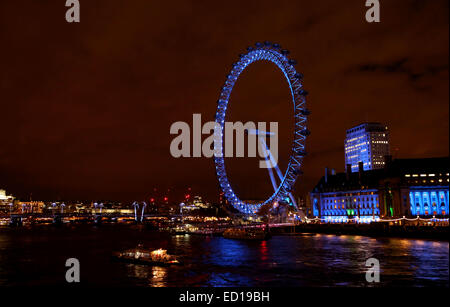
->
[0,225,448,287]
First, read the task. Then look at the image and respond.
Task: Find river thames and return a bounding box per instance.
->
[0,225,448,287]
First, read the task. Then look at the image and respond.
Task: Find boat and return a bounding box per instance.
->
[170,226,186,235]
[112,245,181,266]
[223,227,270,240]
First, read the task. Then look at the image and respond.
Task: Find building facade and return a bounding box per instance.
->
[16,201,45,213]
[0,189,15,213]
[344,123,389,172]
[310,158,449,222]
[181,196,211,211]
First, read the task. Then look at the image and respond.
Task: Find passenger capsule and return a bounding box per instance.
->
[300,108,311,116]
[298,89,309,96]
[293,168,304,175]
[295,73,304,80]
[296,150,308,156]
[299,129,311,136]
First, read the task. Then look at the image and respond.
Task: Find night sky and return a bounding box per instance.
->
[0,0,448,203]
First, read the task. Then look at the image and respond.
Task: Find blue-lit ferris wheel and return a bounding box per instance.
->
[214,42,310,215]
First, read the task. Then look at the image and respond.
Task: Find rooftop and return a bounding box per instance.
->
[312,157,449,193]
[346,122,388,134]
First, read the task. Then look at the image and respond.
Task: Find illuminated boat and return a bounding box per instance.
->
[223,227,270,240]
[170,225,186,235]
[112,245,181,266]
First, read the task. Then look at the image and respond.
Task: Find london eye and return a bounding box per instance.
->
[214,42,310,215]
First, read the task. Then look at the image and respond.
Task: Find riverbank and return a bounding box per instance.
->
[270,223,449,241]
[1,216,448,241]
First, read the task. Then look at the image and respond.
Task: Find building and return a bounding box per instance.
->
[344,123,389,172]
[0,189,15,213]
[16,201,45,213]
[310,157,449,222]
[180,196,211,211]
[192,196,210,209]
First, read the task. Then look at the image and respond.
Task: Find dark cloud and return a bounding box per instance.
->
[357,58,448,84]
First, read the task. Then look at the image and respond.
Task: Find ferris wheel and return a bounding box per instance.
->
[214,41,310,215]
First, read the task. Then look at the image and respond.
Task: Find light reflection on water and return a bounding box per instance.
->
[151,266,167,287]
[0,225,448,287]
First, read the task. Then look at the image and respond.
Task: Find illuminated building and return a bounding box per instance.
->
[310,157,449,223]
[17,201,45,213]
[0,189,13,201]
[0,189,15,213]
[344,123,389,172]
[192,196,210,209]
[182,196,211,211]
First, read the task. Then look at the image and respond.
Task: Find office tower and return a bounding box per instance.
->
[344,123,389,172]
